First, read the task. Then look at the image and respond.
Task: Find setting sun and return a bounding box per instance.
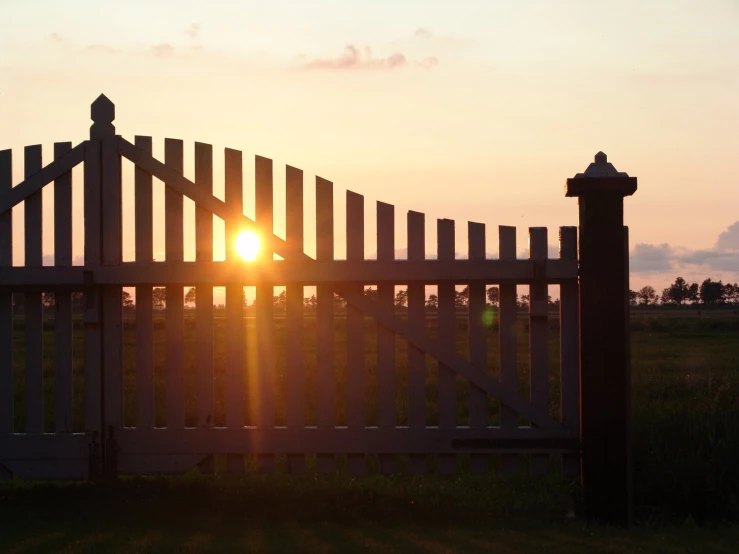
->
[235,230,261,261]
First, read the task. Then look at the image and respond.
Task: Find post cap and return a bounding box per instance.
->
[90,94,115,139]
[565,152,637,197]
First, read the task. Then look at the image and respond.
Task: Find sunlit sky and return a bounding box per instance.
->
[1,0,738,297]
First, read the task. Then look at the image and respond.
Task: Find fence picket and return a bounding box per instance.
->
[468,221,488,473]
[24,145,43,434]
[529,227,549,475]
[224,148,245,474]
[377,201,396,473]
[498,226,518,474]
[83,139,102,452]
[194,142,214,428]
[54,142,74,434]
[315,176,335,474]
[0,149,12,442]
[407,210,426,475]
[559,226,579,476]
[101,133,124,452]
[437,218,457,474]
[164,139,185,431]
[194,142,215,474]
[346,190,366,474]
[255,155,275,473]
[285,165,305,474]
[135,136,154,429]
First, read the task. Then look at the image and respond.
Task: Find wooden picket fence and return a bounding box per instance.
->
[0,94,601,485]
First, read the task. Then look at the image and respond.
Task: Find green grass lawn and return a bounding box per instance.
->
[2,314,739,551]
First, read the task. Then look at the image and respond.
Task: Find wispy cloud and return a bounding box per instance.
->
[299,45,408,71]
[49,32,116,54]
[418,56,439,69]
[414,27,433,40]
[86,44,117,54]
[185,23,201,40]
[151,43,175,58]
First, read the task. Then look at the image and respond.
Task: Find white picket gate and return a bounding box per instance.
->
[0,94,583,480]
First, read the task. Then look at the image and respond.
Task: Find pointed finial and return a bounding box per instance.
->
[594,151,607,163]
[90,94,115,139]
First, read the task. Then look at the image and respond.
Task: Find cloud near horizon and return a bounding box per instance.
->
[630,221,739,276]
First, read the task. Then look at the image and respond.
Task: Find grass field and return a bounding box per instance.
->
[2,313,738,552]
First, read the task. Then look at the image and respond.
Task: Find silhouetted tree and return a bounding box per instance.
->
[333,293,346,309]
[363,287,378,302]
[637,286,658,306]
[687,283,699,303]
[664,277,693,305]
[304,295,317,309]
[426,294,438,309]
[660,287,675,306]
[394,289,408,307]
[486,286,499,307]
[724,283,739,306]
[152,287,166,310]
[454,287,468,307]
[122,291,134,309]
[273,290,286,310]
[185,287,196,306]
[628,290,638,306]
[517,294,529,309]
[699,278,724,306]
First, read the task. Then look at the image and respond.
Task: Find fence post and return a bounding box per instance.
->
[566,152,637,526]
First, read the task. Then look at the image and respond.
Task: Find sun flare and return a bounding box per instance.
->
[235,230,261,261]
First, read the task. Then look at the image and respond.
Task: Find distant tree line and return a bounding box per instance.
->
[630,277,739,307]
[12,277,736,313]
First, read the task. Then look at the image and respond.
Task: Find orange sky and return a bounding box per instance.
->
[1,0,738,296]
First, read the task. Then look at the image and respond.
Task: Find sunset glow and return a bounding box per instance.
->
[235,230,261,262]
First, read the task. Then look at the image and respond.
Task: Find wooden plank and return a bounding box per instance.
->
[164,139,185,431]
[194,143,214,430]
[559,226,579,477]
[436,218,457,474]
[468,221,488,474]
[101,135,124,453]
[376,201,396,473]
[407,210,426,475]
[254,156,275,473]
[346,190,365,474]
[529,227,549,475]
[224,148,245,474]
[254,156,275,427]
[83,140,102,457]
[115,427,578,455]
[284,166,305,474]
[135,136,154,429]
[315,176,335,474]
[54,142,74,434]
[0,258,577,287]
[0,142,86,216]
[24,145,43,434]
[498,225,518,474]
[0,149,12,442]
